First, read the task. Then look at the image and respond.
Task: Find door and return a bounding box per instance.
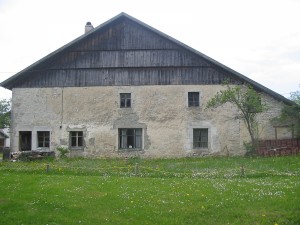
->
[19,131,32,151]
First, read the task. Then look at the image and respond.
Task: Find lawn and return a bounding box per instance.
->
[0,156,299,225]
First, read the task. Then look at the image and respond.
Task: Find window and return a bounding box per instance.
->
[119,128,142,149]
[37,131,50,148]
[120,93,131,108]
[188,92,199,107]
[70,131,83,148]
[193,129,208,148]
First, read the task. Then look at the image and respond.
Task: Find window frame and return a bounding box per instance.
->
[69,131,84,149]
[188,92,200,107]
[37,131,50,148]
[193,128,208,149]
[120,93,131,108]
[119,128,142,150]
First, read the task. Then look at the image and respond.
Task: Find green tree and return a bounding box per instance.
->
[273,87,300,138]
[0,99,11,128]
[206,84,265,153]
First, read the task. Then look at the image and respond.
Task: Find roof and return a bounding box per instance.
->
[0,12,293,105]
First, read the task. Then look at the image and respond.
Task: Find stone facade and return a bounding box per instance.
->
[10,85,287,157]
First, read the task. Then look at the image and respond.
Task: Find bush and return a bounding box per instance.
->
[56,147,69,158]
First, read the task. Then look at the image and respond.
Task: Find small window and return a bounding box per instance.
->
[70,131,83,148]
[120,93,131,108]
[188,92,199,107]
[119,128,142,149]
[193,129,208,148]
[37,131,50,148]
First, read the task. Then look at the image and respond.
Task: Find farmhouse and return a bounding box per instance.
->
[0,13,294,157]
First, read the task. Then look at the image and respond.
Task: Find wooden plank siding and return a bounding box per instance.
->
[71,20,178,51]
[13,68,241,88]
[6,17,243,89]
[46,50,210,69]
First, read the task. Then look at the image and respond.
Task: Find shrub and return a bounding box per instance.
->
[56,146,69,158]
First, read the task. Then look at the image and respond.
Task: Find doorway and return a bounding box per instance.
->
[19,131,32,151]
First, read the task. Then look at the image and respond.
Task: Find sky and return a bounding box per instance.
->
[0,0,300,100]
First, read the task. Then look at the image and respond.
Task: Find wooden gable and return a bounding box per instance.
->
[2,14,242,89]
[0,13,292,104]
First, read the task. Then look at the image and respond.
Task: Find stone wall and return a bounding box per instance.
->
[10,85,288,157]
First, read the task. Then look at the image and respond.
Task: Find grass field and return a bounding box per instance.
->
[0,156,299,225]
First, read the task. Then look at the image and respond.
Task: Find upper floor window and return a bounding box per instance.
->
[120,93,131,108]
[37,131,50,148]
[188,92,199,107]
[70,131,83,149]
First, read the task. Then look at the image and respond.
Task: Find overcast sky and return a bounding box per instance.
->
[0,0,299,100]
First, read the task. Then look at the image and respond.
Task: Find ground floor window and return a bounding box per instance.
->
[37,131,50,148]
[70,131,83,148]
[119,128,142,149]
[193,128,208,148]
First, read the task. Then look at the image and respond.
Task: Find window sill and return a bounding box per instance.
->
[118,148,143,152]
[193,148,209,151]
[36,147,50,151]
[70,147,84,151]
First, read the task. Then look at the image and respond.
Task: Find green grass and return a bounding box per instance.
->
[0,156,299,225]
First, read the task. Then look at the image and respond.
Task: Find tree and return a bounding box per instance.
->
[206,84,265,153]
[273,87,300,138]
[0,99,11,128]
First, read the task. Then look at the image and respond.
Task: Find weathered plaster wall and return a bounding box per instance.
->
[11,85,287,157]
